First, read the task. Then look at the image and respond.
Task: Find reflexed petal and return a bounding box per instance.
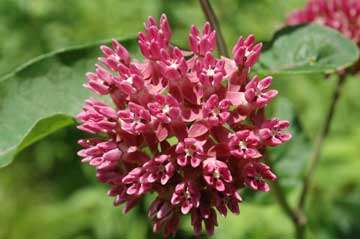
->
[188,122,208,138]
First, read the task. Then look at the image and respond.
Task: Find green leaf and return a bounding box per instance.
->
[0,38,138,167]
[256,24,360,75]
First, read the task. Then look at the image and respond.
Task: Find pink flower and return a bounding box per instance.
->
[243,162,277,192]
[118,102,151,135]
[171,181,201,214]
[245,75,278,108]
[142,154,175,185]
[112,63,144,95]
[229,130,262,159]
[202,94,232,127]
[259,118,292,146]
[227,34,264,91]
[147,94,181,124]
[196,52,226,88]
[175,138,206,168]
[158,47,187,80]
[77,14,291,237]
[232,34,263,68]
[189,22,216,56]
[203,158,233,191]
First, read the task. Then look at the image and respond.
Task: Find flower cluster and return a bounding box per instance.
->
[77,14,291,237]
[287,0,360,46]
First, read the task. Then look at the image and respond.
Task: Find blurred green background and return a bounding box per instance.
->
[1,0,359,238]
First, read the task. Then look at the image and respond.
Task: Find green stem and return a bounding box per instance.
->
[295,74,347,238]
[298,74,347,209]
[266,152,306,238]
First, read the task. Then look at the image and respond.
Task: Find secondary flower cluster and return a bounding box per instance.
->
[77,14,291,237]
[287,0,360,46]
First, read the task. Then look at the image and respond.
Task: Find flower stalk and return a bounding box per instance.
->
[266,74,347,239]
[295,74,347,238]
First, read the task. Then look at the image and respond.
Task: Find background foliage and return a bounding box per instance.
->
[1,0,360,238]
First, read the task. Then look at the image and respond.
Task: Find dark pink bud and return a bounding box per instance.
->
[77,99,118,134]
[99,40,131,71]
[112,63,144,95]
[149,198,179,237]
[77,139,121,170]
[213,187,242,216]
[112,39,131,65]
[243,162,277,192]
[171,181,201,214]
[138,14,172,60]
[232,34,262,68]
[159,14,172,44]
[189,22,216,56]
[84,64,114,95]
[122,167,152,196]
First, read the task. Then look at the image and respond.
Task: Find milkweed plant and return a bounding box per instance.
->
[72,0,360,238]
[1,0,360,238]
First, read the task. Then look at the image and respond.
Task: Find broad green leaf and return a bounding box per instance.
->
[256,24,359,75]
[0,38,138,167]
